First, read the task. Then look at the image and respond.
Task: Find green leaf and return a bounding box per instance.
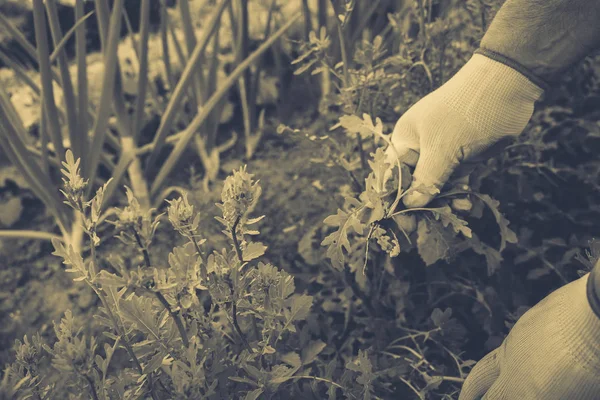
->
[95,271,126,288]
[366,148,393,195]
[427,205,472,238]
[288,295,313,322]
[120,295,162,341]
[149,12,302,197]
[321,208,364,270]
[245,389,264,400]
[301,340,326,365]
[467,233,503,275]
[416,218,459,266]
[473,193,518,251]
[144,351,166,374]
[281,352,302,368]
[243,242,268,261]
[431,308,452,328]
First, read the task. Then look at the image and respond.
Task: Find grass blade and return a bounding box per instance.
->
[0,88,69,236]
[126,0,159,137]
[75,0,90,176]
[145,0,230,174]
[122,7,163,116]
[0,49,41,96]
[160,0,176,90]
[86,0,124,199]
[45,0,80,160]
[150,13,301,196]
[32,0,65,162]
[49,10,95,63]
[0,11,63,86]
[0,230,63,242]
[178,0,204,106]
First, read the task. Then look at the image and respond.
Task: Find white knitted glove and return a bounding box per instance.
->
[459,273,600,400]
[386,53,544,208]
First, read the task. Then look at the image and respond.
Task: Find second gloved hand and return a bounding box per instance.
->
[459,273,600,400]
[386,53,544,208]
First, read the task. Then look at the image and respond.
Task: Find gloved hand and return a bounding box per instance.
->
[459,273,600,400]
[385,53,544,208]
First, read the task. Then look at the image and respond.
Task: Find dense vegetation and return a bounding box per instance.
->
[1,0,600,399]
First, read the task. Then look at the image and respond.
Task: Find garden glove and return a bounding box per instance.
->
[459,272,600,400]
[386,53,544,208]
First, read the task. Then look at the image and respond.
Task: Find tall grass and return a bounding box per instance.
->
[0,0,300,251]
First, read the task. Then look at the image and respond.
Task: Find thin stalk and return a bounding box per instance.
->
[121,6,163,116]
[145,0,231,175]
[330,0,350,88]
[154,291,190,348]
[40,107,49,175]
[75,0,90,175]
[178,0,204,108]
[49,10,95,63]
[32,0,65,162]
[160,0,176,90]
[149,13,301,197]
[0,49,41,96]
[86,0,125,199]
[0,98,70,239]
[131,0,151,139]
[191,236,208,280]
[301,0,312,41]
[0,230,63,242]
[133,229,189,347]
[230,216,253,353]
[45,0,80,160]
[84,375,99,400]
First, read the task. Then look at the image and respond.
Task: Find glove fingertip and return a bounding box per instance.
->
[402,190,432,208]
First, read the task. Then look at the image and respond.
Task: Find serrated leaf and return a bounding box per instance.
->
[474,193,518,251]
[288,295,313,322]
[366,148,392,195]
[120,296,162,341]
[428,206,472,238]
[245,389,264,400]
[243,242,267,261]
[416,218,458,266]
[144,352,165,374]
[468,233,503,275]
[95,271,126,288]
[321,208,364,270]
[301,340,327,365]
[281,352,302,368]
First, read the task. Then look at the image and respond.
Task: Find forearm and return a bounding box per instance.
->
[481,0,600,84]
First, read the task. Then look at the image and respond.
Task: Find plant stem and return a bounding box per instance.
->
[84,374,99,400]
[154,291,190,347]
[330,2,350,88]
[231,216,245,264]
[191,236,208,281]
[133,229,190,347]
[229,216,253,353]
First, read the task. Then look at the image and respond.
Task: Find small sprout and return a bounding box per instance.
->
[112,187,163,250]
[60,150,88,211]
[218,166,262,229]
[166,192,200,238]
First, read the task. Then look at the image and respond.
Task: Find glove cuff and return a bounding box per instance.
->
[474,47,551,93]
